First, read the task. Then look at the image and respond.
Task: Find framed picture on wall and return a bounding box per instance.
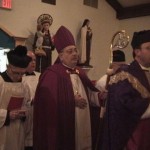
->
[42,0,56,5]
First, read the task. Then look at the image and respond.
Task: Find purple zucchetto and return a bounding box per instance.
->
[7,45,31,68]
[54,26,75,53]
[131,30,150,49]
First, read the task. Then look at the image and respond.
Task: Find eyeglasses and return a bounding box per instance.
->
[62,48,78,54]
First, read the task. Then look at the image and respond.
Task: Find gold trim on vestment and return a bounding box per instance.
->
[109,71,150,98]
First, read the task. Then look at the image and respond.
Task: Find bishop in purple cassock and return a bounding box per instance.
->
[101,30,150,150]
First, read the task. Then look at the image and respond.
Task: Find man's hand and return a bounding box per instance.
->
[9,109,26,120]
[99,90,108,100]
[98,90,108,106]
[74,94,87,109]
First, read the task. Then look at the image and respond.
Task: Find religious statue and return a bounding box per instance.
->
[33,14,55,73]
[78,19,93,68]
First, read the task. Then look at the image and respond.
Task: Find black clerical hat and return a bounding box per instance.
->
[131,30,150,49]
[113,50,125,62]
[7,45,31,68]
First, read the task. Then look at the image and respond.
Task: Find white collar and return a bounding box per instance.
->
[139,64,150,71]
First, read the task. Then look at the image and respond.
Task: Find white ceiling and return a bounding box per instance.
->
[118,0,150,7]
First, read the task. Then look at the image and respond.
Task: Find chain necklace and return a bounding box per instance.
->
[70,74,80,95]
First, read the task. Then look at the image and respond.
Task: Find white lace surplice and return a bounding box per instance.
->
[70,74,92,150]
[0,76,30,150]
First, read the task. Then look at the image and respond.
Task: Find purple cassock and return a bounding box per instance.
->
[33,63,99,150]
[101,60,150,150]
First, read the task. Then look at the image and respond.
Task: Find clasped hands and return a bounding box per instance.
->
[9,109,26,120]
[74,94,87,109]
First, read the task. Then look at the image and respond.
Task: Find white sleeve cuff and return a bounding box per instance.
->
[88,89,100,107]
[0,109,7,128]
[141,104,150,119]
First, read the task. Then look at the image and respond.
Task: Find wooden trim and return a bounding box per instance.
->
[0,24,14,37]
[106,0,123,11]
[0,24,27,39]
[117,3,150,20]
[13,36,27,40]
[106,0,150,20]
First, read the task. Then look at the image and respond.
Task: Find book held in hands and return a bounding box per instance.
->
[7,96,24,111]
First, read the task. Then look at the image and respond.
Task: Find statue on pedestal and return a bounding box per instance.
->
[78,19,93,68]
[33,14,55,73]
